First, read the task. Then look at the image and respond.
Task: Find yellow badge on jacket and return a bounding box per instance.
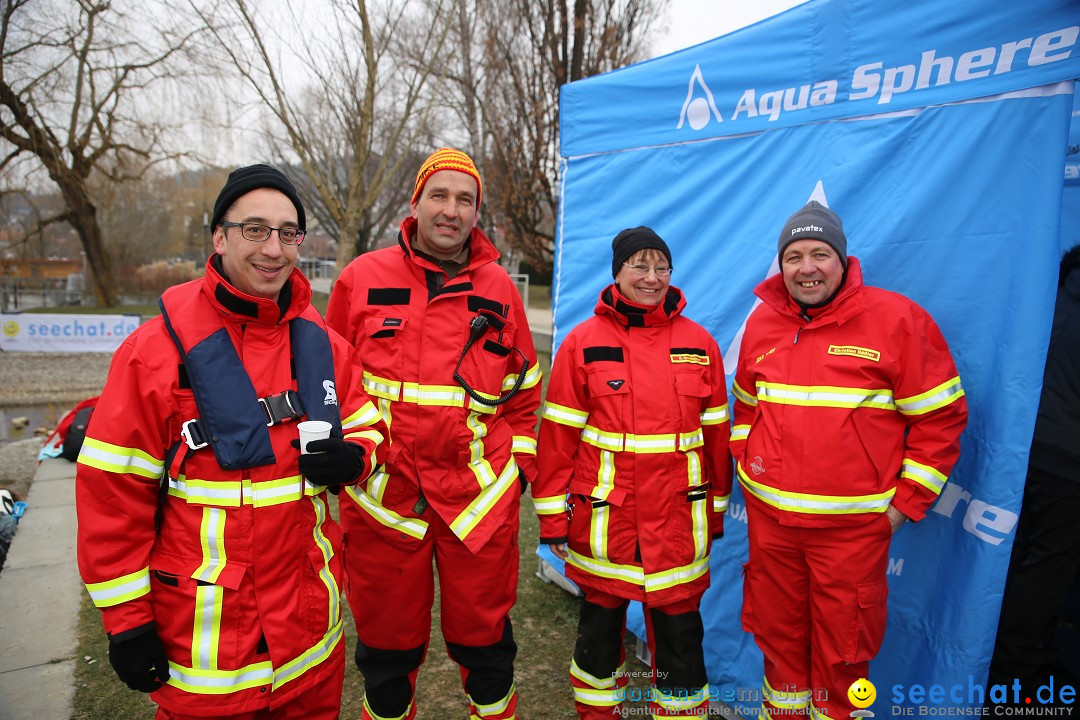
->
[827,345,881,362]
[670,353,709,365]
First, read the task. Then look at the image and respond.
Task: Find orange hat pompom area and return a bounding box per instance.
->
[411,147,483,209]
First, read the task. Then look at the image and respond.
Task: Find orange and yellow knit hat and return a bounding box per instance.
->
[411,147,482,209]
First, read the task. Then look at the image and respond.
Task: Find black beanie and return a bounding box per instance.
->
[777,200,847,268]
[611,226,673,278]
[211,164,306,233]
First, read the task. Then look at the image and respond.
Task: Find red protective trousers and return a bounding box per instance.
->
[346,501,520,720]
[742,501,891,719]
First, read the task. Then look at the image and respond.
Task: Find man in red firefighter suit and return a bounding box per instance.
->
[731,200,968,719]
[76,165,387,719]
[535,227,732,719]
[325,148,541,720]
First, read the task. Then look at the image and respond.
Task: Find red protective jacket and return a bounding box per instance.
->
[325,217,541,554]
[535,285,731,605]
[730,258,968,527]
[76,259,385,715]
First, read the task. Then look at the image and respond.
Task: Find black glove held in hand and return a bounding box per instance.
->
[293,438,365,487]
[108,626,170,692]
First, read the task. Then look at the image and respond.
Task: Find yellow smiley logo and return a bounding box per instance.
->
[2,320,18,338]
[848,678,876,708]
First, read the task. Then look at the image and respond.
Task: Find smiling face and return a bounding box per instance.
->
[213,188,298,301]
[410,169,480,261]
[781,238,845,306]
[848,678,877,709]
[615,248,671,306]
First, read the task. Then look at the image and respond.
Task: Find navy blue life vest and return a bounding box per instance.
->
[158,283,341,471]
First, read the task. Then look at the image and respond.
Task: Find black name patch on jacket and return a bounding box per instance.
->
[670,347,709,365]
[583,346,624,364]
[468,295,507,317]
[368,288,411,305]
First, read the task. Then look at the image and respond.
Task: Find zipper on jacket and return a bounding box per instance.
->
[794,312,810,343]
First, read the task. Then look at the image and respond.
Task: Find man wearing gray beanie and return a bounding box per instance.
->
[729,199,968,718]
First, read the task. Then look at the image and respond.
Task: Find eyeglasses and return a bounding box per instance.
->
[220,221,305,246]
[622,262,672,277]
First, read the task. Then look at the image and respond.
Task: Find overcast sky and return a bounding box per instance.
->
[650,0,807,58]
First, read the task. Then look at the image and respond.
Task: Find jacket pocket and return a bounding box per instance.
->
[843,577,888,663]
[148,551,252,668]
[361,316,408,396]
[456,316,519,401]
[674,368,711,426]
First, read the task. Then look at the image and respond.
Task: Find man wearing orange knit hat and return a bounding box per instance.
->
[327,148,541,720]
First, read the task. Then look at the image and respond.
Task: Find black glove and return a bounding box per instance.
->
[108,626,170,692]
[292,438,365,488]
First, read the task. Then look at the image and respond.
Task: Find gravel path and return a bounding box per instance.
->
[0,352,113,497]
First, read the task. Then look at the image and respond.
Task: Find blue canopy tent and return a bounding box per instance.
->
[543,0,1080,712]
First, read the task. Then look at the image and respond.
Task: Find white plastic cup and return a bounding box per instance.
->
[297,420,333,454]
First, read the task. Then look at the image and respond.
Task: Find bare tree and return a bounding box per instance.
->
[0,0,204,305]
[193,0,455,276]
[439,0,664,275]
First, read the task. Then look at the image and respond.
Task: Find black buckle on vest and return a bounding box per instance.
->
[259,390,303,426]
[180,419,210,451]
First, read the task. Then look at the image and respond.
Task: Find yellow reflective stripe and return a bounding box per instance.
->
[166,476,315,508]
[896,376,965,416]
[345,428,383,446]
[700,403,729,425]
[543,401,589,428]
[625,433,677,453]
[738,463,895,514]
[85,567,150,608]
[166,659,274,694]
[532,495,566,515]
[765,677,812,708]
[192,584,222,670]
[574,686,622,707]
[687,452,708,560]
[713,493,729,513]
[654,684,710,711]
[402,382,467,406]
[581,425,623,452]
[465,411,498,489]
[363,697,416,720]
[309,496,340,632]
[450,458,519,540]
[593,450,616,501]
[732,379,757,406]
[570,658,625,690]
[512,435,537,455]
[272,619,343,690]
[757,381,896,410]
[362,371,401,401]
[342,400,381,429]
[194,508,227,585]
[901,458,949,494]
[730,424,750,442]
[644,555,710,593]
[679,429,704,451]
[590,502,610,561]
[470,681,517,717]
[504,363,542,391]
[377,397,393,431]
[566,548,645,585]
[78,437,164,479]
[344,484,428,540]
